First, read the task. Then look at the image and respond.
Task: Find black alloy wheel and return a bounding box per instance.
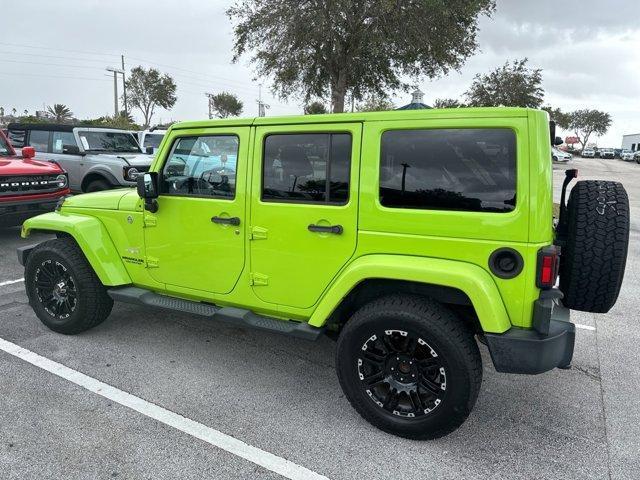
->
[33,259,78,319]
[357,329,446,418]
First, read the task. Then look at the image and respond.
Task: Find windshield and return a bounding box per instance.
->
[78,131,140,153]
[0,135,11,156]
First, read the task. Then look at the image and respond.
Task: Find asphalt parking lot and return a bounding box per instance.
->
[1,157,639,480]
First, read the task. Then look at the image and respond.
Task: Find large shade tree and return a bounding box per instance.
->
[465,58,544,108]
[568,109,612,148]
[126,66,177,128]
[228,0,495,113]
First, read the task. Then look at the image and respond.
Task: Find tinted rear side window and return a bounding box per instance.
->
[379,129,516,213]
[262,133,351,204]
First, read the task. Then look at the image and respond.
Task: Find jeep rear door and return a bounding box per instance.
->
[143,126,249,294]
[248,123,361,309]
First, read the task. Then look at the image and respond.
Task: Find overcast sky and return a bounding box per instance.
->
[1,0,638,146]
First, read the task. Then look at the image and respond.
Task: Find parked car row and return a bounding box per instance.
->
[0,123,167,228]
[578,147,640,162]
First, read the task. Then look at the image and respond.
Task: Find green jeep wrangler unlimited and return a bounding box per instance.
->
[18,108,629,439]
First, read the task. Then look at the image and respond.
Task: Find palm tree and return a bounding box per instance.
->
[11,108,17,116]
[47,104,73,123]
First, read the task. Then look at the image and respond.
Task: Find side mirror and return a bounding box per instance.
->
[137,172,160,213]
[137,172,159,199]
[145,146,154,154]
[63,144,81,155]
[22,146,36,159]
[554,136,564,146]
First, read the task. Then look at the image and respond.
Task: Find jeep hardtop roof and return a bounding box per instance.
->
[172,107,535,131]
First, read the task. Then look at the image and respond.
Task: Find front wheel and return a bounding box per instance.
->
[336,295,482,440]
[25,238,113,334]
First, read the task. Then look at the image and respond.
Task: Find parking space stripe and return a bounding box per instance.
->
[0,278,24,287]
[0,337,329,480]
[575,323,596,331]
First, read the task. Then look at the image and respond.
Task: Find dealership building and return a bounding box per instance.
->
[622,133,640,151]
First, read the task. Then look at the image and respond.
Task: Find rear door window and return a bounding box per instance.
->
[379,129,516,213]
[28,130,50,152]
[262,133,351,204]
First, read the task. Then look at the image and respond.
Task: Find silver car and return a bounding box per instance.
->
[7,123,153,192]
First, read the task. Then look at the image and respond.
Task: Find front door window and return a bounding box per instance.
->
[162,135,238,198]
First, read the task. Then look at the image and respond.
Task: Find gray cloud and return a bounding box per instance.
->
[0,0,638,146]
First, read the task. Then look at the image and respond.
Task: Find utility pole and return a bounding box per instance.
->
[257,85,270,117]
[205,93,214,119]
[106,67,124,117]
[121,55,128,118]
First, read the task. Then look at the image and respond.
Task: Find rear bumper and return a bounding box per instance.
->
[0,191,68,227]
[485,297,575,374]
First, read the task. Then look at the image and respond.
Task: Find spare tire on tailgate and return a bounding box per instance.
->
[560,180,629,313]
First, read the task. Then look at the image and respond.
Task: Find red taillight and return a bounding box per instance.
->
[537,247,559,289]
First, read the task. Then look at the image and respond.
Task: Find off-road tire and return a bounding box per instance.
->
[85,179,112,192]
[25,237,113,334]
[560,180,629,313]
[336,294,482,440]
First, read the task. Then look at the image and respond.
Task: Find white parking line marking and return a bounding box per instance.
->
[575,323,596,331]
[0,278,24,287]
[0,337,329,480]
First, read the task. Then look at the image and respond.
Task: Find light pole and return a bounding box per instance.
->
[106,67,124,117]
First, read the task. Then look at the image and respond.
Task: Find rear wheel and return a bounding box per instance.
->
[25,238,113,334]
[336,295,482,440]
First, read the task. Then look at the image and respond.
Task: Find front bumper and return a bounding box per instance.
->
[485,292,575,374]
[0,193,67,227]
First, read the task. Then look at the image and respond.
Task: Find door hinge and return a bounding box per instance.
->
[144,215,157,228]
[249,226,268,240]
[145,256,159,268]
[249,272,269,286]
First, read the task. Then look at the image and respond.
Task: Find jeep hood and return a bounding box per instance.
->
[63,188,140,210]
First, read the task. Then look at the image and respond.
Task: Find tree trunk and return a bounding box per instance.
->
[331,70,347,113]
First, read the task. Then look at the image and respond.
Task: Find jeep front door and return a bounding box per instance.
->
[143,128,248,294]
[249,124,361,308]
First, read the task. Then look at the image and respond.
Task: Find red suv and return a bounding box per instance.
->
[0,129,70,227]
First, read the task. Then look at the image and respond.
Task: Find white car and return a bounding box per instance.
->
[600,148,615,159]
[552,147,572,162]
[137,128,167,154]
[582,148,596,158]
[621,149,635,161]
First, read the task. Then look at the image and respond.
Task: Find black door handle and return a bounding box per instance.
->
[308,224,343,234]
[211,216,241,226]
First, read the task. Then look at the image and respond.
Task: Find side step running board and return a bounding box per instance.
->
[108,286,324,341]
